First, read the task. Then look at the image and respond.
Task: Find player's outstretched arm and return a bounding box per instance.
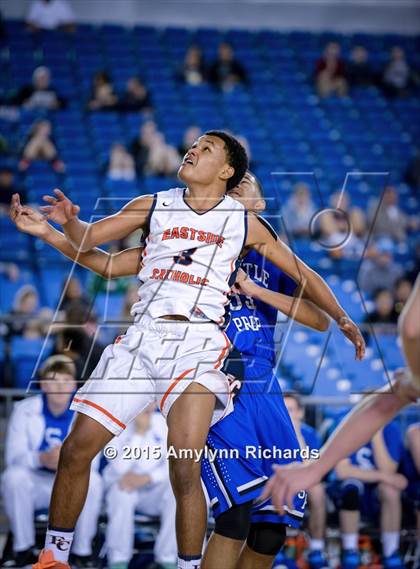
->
[233,268,330,332]
[246,214,365,359]
[40,188,154,252]
[10,194,140,278]
[398,273,420,386]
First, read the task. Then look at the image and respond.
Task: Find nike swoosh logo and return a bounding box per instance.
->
[163,202,170,206]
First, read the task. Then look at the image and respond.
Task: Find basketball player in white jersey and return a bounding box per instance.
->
[261,275,419,513]
[11,130,365,569]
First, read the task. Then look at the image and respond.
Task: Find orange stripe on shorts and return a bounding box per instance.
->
[73,397,126,430]
[160,368,195,412]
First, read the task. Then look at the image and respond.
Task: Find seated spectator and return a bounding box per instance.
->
[209,42,247,91]
[401,423,420,560]
[103,405,177,569]
[60,275,90,313]
[347,46,376,87]
[178,125,202,156]
[88,71,118,111]
[19,119,65,172]
[315,42,348,98]
[0,167,26,214]
[283,183,316,237]
[107,143,136,181]
[368,185,408,242]
[359,238,403,295]
[130,121,179,177]
[178,45,207,86]
[334,416,407,569]
[13,66,65,110]
[8,285,39,336]
[1,355,102,567]
[54,326,104,382]
[363,288,398,341]
[382,47,411,97]
[284,395,328,569]
[0,261,19,282]
[118,77,152,112]
[393,277,413,317]
[319,191,366,259]
[26,0,76,32]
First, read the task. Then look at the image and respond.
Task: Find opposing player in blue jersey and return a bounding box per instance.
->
[201,172,330,569]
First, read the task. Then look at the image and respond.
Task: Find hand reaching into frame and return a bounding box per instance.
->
[40,188,80,226]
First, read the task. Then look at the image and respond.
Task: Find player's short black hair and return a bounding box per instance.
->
[205,130,249,191]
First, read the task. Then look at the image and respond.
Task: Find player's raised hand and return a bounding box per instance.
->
[231,268,259,297]
[10,194,49,238]
[40,188,80,226]
[338,316,366,360]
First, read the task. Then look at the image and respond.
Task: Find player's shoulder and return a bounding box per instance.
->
[224,193,246,212]
[247,212,278,240]
[155,187,184,204]
[12,394,43,416]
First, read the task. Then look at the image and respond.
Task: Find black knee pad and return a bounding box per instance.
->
[340,481,362,511]
[214,501,253,541]
[247,522,286,556]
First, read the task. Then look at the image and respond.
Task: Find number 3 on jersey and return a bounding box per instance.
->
[173,247,197,266]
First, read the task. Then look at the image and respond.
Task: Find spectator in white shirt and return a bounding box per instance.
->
[103,405,177,569]
[1,355,103,568]
[26,0,76,32]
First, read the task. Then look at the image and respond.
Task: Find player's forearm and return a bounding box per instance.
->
[315,388,406,478]
[62,216,93,252]
[43,224,113,278]
[253,287,330,331]
[297,264,347,323]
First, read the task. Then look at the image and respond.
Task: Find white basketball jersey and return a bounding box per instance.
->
[131,188,247,325]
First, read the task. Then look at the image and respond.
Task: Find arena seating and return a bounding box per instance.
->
[0,20,418,396]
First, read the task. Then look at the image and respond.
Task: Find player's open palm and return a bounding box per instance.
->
[10,194,49,237]
[41,188,80,226]
[338,316,366,360]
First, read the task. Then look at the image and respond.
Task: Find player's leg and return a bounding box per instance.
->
[377,482,403,565]
[202,502,253,569]
[236,523,286,569]
[72,469,103,559]
[307,483,328,568]
[105,481,138,569]
[166,382,216,565]
[339,481,362,569]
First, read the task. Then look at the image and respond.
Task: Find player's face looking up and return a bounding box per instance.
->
[228,171,266,213]
[178,135,234,190]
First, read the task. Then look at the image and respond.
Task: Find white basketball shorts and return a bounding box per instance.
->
[70,315,233,435]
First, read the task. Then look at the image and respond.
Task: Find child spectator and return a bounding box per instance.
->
[118,77,152,112]
[107,143,136,181]
[0,168,26,214]
[130,121,179,177]
[209,42,247,91]
[368,185,409,243]
[88,71,118,111]
[178,46,207,86]
[315,42,348,98]
[19,120,65,173]
[347,46,376,87]
[103,405,177,569]
[382,47,411,97]
[13,66,65,110]
[359,239,403,295]
[283,183,316,237]
[1,355,102,567]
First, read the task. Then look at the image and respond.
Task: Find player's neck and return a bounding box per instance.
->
[184,184,226,213]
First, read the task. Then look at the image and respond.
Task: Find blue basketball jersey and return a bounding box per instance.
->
[38,394,74,472]
[203,221,306,524]
[226,223,296,369]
